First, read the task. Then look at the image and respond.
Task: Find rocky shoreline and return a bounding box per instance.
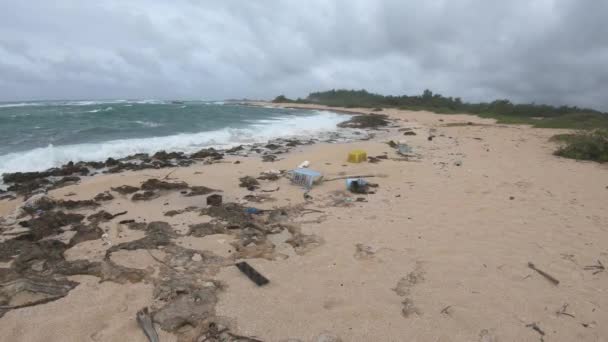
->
[1,113,391,199]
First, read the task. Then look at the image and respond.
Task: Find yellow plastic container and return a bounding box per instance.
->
[347,150,367,163]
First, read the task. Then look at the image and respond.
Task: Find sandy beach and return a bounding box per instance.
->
[1,103,607,342]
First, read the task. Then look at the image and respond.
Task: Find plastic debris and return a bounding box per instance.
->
[347,150,367,163]
[235,261,270,286]
[206,194,223,206]
[245,207,263,215]
[397,143,413,155]
[298,160,310,168]
[289,168,323,189]
[346,178,369,194]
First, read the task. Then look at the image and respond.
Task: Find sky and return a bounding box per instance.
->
[0,0,607,110]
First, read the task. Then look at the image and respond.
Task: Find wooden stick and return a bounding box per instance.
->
[325,174,384,182]
[528,262,560,285]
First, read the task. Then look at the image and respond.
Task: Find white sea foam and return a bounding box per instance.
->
[0,110,347,176]
[134,120,163,128]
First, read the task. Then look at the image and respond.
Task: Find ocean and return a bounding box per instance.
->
[0,100,348,177]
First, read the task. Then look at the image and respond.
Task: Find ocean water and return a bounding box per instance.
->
[0,100,348,176]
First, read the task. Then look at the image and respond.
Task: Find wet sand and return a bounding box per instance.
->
[0,104,607,341]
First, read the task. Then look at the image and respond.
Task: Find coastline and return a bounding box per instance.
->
[1,103,607,341]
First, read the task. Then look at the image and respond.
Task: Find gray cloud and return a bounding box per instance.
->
[0,0,606,110]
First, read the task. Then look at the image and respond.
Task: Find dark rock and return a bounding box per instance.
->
[7,179,51,195]
[206,194,223,207]
[387,140,398,148]
[69,223,103,246]
[106,221,176,254]
[185,186,217,197]
[52,176,81,189]
[265,143,281,150]
[262,154,277,162]
[105,158,119,167]
[337,114,389,129]
[189,222,226,237]
[141,179,189,191]
[226,145,244,153]
[428,136,434,141]
[18,211,84,242]
[239,176,259,189]
[56,199,99,210]
[3,171,51,184]
[93,191,114,202]
[132,191,159,201]
[403,131,417,136]
[111,185,140,195]
[191,148,223,160]
[153,151,185,161]
[87,210,115,223]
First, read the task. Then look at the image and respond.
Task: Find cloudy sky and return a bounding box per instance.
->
[1,0,606,109]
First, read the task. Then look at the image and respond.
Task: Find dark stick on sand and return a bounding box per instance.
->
[528,262,560,285]
[236,262,270,286]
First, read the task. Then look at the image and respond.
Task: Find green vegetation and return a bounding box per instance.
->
[552,130,608,163]
[273,89,608,129]
[273,89,608,162]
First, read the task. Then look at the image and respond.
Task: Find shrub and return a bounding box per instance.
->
[553,129,608,162]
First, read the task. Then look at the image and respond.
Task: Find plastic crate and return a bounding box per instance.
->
[289,168,323,188]
[347,150,367,163]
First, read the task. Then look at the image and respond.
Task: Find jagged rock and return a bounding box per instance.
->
[262,155,277,162]
[87,210,114,223]
[52,176,81,189]
[93,191,114,201]
[132,190,160,201]
[337,114,389,129]
[191,148,223,160]
[239,176,259,189]
[141,179,189,191]
[185,186,216,197]
[153,151,185,161]
[0,277,79,318]
[69,224,103,246]
[106,222,176,255]
[18,211,84,241]
[189,222,227,237]
[111,185,140,195]
[226,145,244,153]
[56,199,99,210]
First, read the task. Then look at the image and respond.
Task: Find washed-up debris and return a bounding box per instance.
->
[346,178,376,194]
[525,322,545,338]
[403,131,417,136]
[556,303,575,318]
[528,262,560,285]
[119,219,135,224]
[235,261,269,286]
[298,160,310,168]
[111,185,140,195]
[454,160,462,166]
[207,194,223,206]
[289,168,323,188]
[387,140,398,148]
[584,260,605,274]
[136,307,160,342]
[239,176,260,190]
[347,150,367,163]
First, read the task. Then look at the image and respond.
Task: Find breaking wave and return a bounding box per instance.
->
[0,110,346,176]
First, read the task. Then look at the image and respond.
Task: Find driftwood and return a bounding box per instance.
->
[325,174,386,182]
[528,262,559,285]
[584,260,605,275]
[136,307,160,342]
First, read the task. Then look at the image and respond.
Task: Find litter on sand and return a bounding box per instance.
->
[347,150,367,163]
[235,261,270,286]
[289,168,323,189]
